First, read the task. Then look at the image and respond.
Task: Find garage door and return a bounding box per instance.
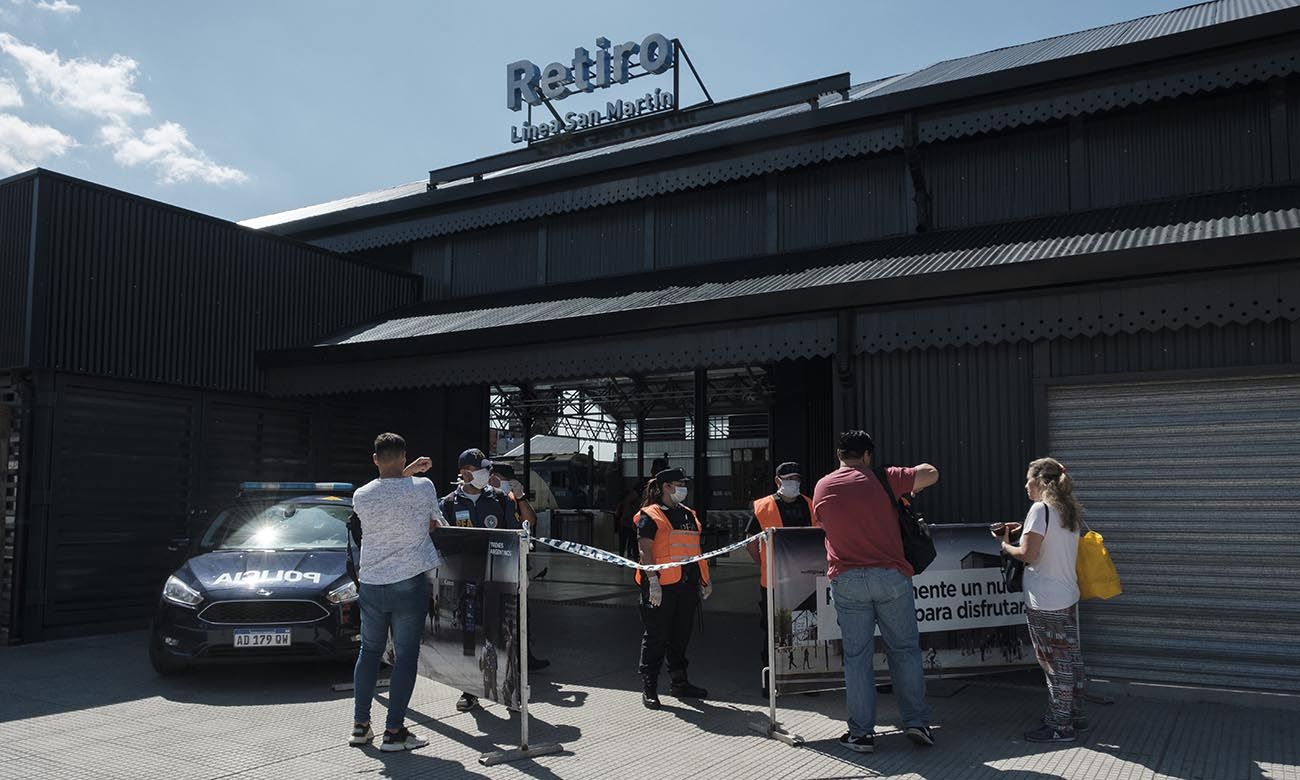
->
[1048,374,1300,693]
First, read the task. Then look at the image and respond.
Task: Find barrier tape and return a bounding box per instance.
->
[529,530,766,571]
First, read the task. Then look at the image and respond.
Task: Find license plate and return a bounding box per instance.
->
[233,628,292,648]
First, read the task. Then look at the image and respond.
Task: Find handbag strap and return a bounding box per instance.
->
[872,465,901,515]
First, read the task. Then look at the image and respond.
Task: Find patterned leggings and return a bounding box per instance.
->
[1026,605,1085,729]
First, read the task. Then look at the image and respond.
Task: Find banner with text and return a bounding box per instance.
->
[771,525,1033,695]
[418,527,524,710]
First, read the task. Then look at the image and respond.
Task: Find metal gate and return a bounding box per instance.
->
[1047,373,1300,693]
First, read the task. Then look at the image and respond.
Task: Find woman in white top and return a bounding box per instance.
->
[996,457,1086,744]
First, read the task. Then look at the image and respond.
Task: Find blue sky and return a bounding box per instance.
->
[0,0,1192,222]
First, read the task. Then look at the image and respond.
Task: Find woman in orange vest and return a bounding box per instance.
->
[745,461,817,697]
[636,467,712,709]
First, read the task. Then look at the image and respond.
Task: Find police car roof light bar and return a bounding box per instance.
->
[238,482,354,493]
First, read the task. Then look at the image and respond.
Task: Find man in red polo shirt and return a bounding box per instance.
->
[813,430,939,754]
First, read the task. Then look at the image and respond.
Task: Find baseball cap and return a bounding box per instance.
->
[458,448,491,470]
[775,462,802,478]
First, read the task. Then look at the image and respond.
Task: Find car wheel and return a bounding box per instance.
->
[148,629,188,676]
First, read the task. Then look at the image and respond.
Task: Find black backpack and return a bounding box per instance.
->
[873,466,937,575]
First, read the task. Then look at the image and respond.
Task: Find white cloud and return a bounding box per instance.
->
[33,0,80,14]
[101,121,247,185]
[0,111,76,173]
[0,33,147,121]
[0,77,22,109]
[0,34,246,186]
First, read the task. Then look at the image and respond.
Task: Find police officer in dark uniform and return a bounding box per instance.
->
[440,448,519,713]
[441,448,519,531]
[636,467,711,709]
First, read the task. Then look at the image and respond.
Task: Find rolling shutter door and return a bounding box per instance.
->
[1047,374,1300,693]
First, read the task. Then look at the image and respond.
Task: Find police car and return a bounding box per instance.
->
[148,483,362,675]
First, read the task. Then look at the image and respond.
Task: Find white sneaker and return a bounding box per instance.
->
[348,723,373,746]
[380,727,428,752]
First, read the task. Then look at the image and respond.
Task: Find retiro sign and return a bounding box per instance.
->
[505,33,677,143]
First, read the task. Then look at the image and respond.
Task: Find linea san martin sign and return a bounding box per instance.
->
[505,33,676,144]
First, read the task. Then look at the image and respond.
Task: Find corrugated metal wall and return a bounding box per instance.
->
[776,155,906,251]
[1049,320,1293,376]
[655,179,766,269]
[1086,86,1272,208]
[1289,76,1300,181]
[448,222,537,297]
[927,125,1071,228]
[0,177,33,369]
[0,373,20,643]
[1048,374,1300,692]
[36,175,417,394]
[853,342,1036,525]
[547,203,645,283]
[44,379,195,632]
[411,238,448,300]
[200,399,313,512]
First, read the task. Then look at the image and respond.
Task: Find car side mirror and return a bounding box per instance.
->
[167,537,191,554]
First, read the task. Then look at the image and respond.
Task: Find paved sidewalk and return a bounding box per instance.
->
[1,601,1297,780]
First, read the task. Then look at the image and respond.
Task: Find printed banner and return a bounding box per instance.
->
[771,525,1033,694]
[419,527,525,710]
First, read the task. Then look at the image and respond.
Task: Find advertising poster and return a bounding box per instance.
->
[419,527,524,709]
[771,525,1033,694]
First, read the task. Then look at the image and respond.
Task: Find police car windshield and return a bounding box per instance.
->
[203,503,351,551]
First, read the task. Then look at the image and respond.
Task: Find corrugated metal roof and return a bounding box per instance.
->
[318,185,1300,347]
[243,0,1300,231]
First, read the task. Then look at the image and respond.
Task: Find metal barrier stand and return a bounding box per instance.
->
[479,529,564,766]
[750,528,804,747]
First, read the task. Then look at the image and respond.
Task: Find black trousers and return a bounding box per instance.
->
[758,586,769,663]
[638,581,700,678]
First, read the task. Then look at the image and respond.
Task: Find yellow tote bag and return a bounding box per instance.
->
[1077,521,1122,600]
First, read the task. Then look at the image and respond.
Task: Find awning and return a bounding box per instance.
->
[261,185,1300,395]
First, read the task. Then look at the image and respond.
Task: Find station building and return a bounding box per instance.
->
[2,0,1298,695]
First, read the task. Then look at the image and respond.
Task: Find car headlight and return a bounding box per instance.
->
[326,580,358,605]
[162,575,203,607]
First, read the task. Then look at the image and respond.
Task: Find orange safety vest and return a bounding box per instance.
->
[634,505,709,587]
[753,494,817,589]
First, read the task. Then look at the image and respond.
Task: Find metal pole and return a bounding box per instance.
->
[693,367,707,527]
[767,528,778,728]
[752,526,803,747]
[478,532,562,765]
[518,530,529,749]
[636,413,646,479]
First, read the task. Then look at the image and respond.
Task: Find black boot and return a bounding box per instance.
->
[669,670,707,699]
[641,675,661,710]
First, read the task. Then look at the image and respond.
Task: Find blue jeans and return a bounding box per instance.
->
[831,567,931,737]
[354,572,430,731]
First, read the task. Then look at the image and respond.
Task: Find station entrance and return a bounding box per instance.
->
[479,358,834,680]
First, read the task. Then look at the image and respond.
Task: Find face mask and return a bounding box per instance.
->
[470,469,491,489]
[498,480,514,494]
[777,479,800,498]
[672,486,689,504]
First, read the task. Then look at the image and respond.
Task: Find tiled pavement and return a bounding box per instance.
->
[2,571,1298,779]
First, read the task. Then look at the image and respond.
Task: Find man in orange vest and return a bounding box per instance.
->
[636,467,712,709]
[745,461,816,698]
